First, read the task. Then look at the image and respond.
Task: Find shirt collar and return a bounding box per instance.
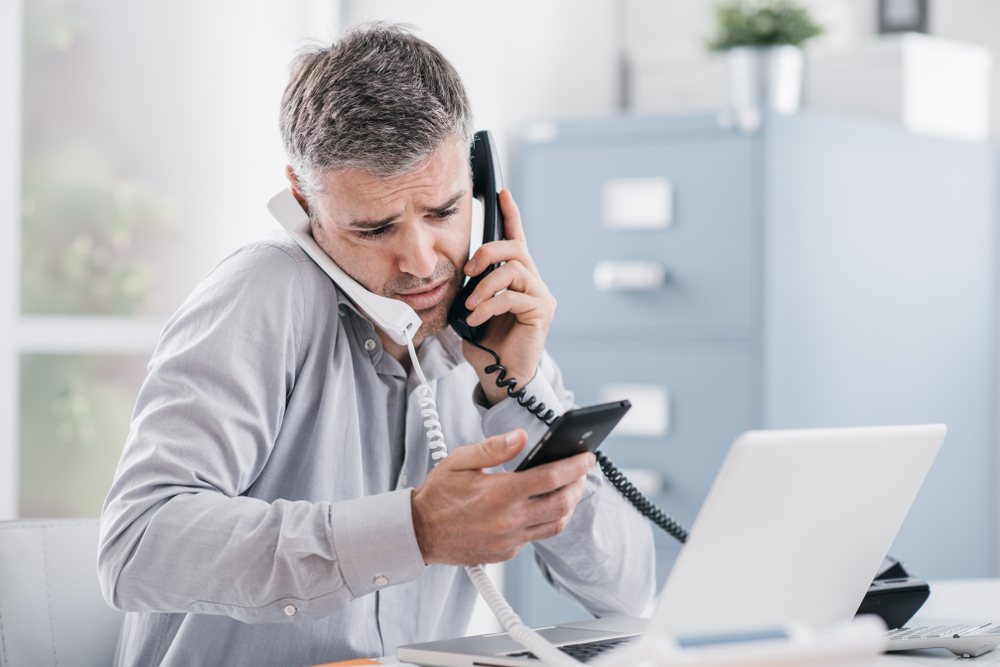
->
[334,285,468,384]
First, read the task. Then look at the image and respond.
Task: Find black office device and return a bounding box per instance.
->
[514,401,631,472]
[448,130,505,343]
[855,555,930,629]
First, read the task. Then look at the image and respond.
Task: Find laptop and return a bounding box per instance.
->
[398,424,946,667]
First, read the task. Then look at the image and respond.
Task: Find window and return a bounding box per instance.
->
[4,0,331,519]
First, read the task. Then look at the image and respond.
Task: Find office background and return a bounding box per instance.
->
[2,0,999,633]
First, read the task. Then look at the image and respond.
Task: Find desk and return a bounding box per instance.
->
[879,579,1000,665]
[314,579,1000,667]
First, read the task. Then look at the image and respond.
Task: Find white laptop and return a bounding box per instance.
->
[398,424,946,667]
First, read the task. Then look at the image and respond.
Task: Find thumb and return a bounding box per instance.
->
[447,430,526,471]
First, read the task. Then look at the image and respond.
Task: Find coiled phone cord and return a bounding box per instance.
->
[466,338,690,544]
[594,451,688,543]
[406,339,583,667]
[466,339,559,426]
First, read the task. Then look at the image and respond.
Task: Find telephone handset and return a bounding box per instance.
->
[267,129,503,346]
[266,190,422,347]
[448,130,505,343]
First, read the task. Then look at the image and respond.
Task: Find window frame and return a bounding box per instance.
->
[1,0,24,520]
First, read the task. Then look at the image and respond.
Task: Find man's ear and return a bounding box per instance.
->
[285,166,310,213]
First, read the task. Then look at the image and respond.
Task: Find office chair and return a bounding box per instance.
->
[0,518,123,667]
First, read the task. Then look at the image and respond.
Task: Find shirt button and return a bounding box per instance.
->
[365,339,377,352]
[400,474,408,487]
[284,604,297,616]
[374,575,389,587]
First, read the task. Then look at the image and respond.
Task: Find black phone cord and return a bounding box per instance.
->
[466,338,558,426]
[463,336,690,544]
[594,451,688,543]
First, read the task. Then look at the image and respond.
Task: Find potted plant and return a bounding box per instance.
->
[707,0,823,130]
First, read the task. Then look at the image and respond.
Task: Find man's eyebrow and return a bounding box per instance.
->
[342,189,467,230]
[424,190,466,216]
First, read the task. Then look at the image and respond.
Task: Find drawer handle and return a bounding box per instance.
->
[593,261,666,291]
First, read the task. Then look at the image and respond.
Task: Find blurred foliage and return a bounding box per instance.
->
[707,0,823,51]
[20,354,148,518]
[21,144,177,315]
[24,0,87,52]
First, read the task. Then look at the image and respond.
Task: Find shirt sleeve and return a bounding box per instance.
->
[480,352,658,619]
[97,242,425,624]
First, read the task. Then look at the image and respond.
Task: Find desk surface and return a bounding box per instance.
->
[351,579,1000,667]
[879,579,1000,665]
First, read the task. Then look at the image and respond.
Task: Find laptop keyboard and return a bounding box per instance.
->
[506,636,638,662]
[886,623,1000,639]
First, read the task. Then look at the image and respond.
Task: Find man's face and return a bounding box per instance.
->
[304,139,473,342]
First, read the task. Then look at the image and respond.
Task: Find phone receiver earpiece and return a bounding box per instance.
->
[449,130,505,343]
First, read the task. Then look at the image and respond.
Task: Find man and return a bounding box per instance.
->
[98,23,655,667]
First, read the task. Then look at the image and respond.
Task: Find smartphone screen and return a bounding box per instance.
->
[514,400,631,472]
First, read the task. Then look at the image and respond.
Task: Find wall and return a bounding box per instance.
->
[340,1,1000,143]
[340,0,621,175]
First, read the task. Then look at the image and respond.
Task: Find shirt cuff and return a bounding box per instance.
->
[328,488,426,599]
[481,370,564,471]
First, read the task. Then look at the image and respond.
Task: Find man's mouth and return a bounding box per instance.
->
[394,281,449,311]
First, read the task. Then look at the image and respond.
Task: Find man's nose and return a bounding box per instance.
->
[397,223,439,278]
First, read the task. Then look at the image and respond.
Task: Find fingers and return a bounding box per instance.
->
[465,239,538,278]
[520,477,588,541]
[465,190,536,278]
[463,257,556,331]
[476,474,588,555]
[465,259,545,307]
[518,451,595,498]
[465,279,554,329]
[440,430,527,471]
[499,189,526,243]
[410,448,593,566]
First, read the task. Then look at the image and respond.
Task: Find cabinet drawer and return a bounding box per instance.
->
[520,136,756,339]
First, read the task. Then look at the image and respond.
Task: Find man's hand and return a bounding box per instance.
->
[411,429,595,566]
[461,189,556,406]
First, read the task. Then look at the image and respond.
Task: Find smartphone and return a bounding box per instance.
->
[514,400,632,472]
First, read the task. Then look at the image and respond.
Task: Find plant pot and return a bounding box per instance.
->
[725,45,804,132]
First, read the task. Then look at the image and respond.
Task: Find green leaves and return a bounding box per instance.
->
[707,0,823,51]
[21,143,178,315]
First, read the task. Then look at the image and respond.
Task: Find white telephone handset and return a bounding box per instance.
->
[266,189,422,347]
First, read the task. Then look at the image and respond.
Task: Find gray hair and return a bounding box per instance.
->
[280,22,475,198]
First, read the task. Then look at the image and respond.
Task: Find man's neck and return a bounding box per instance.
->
[377,327,420,374]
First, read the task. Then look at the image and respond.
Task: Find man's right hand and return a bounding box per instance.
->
[410,429,595,566]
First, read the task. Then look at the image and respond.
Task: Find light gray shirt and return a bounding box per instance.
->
[98,234,656,667]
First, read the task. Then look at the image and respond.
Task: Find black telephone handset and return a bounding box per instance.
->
[448,130,505,343]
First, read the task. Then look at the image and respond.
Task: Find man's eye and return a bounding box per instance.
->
[357,226,389,240]
[434,207,459,220]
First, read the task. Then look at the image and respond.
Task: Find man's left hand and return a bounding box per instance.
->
[460,189,555,406]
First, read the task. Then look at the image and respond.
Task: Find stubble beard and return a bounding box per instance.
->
[381,259,465,341]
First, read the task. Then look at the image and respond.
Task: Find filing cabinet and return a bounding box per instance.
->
[505,111,998,626]
[524,136,756,338]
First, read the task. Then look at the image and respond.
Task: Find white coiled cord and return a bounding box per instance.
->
[405,339,581,667]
